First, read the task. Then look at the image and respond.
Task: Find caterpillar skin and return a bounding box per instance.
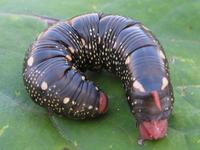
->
[23,13,174,142]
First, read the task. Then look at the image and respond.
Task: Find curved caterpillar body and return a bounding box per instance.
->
[23,13,174,141]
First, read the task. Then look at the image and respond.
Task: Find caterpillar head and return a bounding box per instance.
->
[131,77,174,143]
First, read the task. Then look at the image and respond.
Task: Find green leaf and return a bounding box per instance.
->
[0,0,200,150]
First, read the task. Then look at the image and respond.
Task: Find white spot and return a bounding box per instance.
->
[41,81,48,90]
[89,44,91,49]
[131,77,136,81]
[159,50,165,59]
[98,37,101,44]
[164,107,169,111]
[72,101,76,105]
[88,105,93,110]
[125,56,130,64]
[133,80,145,92]
[82,76,85,80]
[27,57,34,67]
[161,77,169,90]
[63,97,70,104]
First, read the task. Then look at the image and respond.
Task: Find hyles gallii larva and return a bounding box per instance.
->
[23,13,174,142]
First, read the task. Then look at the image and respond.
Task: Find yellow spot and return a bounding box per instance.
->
[161,77,169,90]
[37,32,44,39]
[113,42,117,49]
[68,46,75,53]
[133,80,145,92]
[65,55,72,61]
[41,81,48,90]
[159,50,165,59]
[27,57,34,66]
[142,25,150,31]
[63,97,70,104]
[81,38,85,46]
[72,66,76,70]
[125,56,130,64]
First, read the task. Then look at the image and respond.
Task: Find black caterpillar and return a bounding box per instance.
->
[23,13,174,141]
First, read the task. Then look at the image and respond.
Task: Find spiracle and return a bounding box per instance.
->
[23,13,174,142]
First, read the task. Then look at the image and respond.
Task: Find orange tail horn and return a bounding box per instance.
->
[151,91,162,111]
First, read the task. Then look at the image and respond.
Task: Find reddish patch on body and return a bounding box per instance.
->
[98,92,108,113]
[151,91,162,111]
[139,119,168,140]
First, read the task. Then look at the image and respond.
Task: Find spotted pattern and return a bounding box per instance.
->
[23,13,174,121]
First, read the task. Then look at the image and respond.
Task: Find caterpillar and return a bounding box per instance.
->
[23,13,174,143]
